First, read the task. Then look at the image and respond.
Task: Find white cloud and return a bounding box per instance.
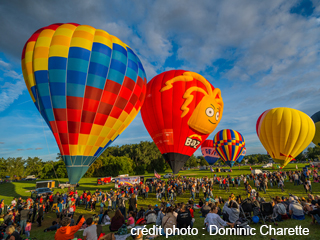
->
[0,76,25,112]
[0,59,10,69]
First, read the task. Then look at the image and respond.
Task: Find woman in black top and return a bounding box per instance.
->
[128,194,137,213]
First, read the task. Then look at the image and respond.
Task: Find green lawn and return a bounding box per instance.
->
[0,163,319,239]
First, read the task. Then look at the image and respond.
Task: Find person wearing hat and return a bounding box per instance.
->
[154,204,160,215]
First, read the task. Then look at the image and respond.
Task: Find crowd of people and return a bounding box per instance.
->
[0,167,319,239]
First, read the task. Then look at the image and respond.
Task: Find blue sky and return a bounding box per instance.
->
[0,0,319,161]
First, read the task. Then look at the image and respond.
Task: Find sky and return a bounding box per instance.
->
[0,0,319,161]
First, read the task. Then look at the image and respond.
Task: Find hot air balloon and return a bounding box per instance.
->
[311,111,320,147]
[201,140,220,165]
[21,23,147,184]
[256,108,315,168]
[141,70,224,173]
[213,129,245,168]
[236,147,246,163]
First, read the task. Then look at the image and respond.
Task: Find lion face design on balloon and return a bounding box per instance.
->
[160,72,223,135]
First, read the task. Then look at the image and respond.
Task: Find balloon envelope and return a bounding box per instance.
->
[141,70,224,173]
[256,107,315,168]
[311,111,320,147]
[22,23,147,184]
[201,140,220,165]
[213,129,245,168]
[236,147,246,163]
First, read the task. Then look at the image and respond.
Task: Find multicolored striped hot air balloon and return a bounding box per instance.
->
[201,140,220,165]
[311,111,320,147]
[256,108,315,168]
[141,70,224,173]
[213,129,245,168]
[21,23,147,184]
[236,147,246,163]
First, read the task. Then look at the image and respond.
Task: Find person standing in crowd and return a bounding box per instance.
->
[100,198,105,214]
[225,179,230,193]
[145,185,149,199]
[128,194,137,214]
[20,204,29,235]
[37,203,44,227]
[111,193,117,211]
[279,179,285,192]
[32,202,38,223]
[118,192,127,218]
[190,184,195,201]
[52,193,60,212]
[56,199,63,221]
[90,194,97,212]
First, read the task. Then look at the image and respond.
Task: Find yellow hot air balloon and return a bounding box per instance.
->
[256,107,315,167]
[311,111,320,147]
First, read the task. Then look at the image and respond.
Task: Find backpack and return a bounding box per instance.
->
[136,218,147,225]
[277,203,286,215]
[117,224,128,235]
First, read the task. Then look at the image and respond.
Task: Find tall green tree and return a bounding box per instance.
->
[25,157,43,177]
[5,157,25,179]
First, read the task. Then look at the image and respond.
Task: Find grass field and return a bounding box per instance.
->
[0,163,319,239]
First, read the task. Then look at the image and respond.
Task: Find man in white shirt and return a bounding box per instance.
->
[83,217,97,240]
[205,205,233,234]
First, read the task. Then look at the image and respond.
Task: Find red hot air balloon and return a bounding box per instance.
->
[201,140,220,165]
[141,70,224,173]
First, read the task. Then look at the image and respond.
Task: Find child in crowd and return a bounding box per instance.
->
[100,199,105,214]
[108,196,112,210]
[25,220,32,237]
[127,211,136,229]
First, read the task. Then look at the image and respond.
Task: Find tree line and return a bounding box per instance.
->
[0,142,319,180]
